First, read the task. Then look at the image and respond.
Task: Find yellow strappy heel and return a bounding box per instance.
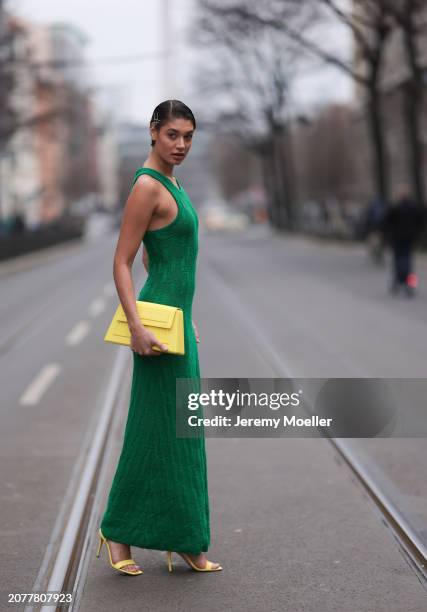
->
[96,528,143,575]
[166,550,222,572]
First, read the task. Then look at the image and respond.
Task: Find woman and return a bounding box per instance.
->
[96,100,222,575]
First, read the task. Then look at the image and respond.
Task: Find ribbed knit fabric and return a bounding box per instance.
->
[100,167,210,554]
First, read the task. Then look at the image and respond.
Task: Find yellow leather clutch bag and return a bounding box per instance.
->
[104,300,185,355]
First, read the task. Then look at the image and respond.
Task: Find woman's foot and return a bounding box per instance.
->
[106,539,141,573]
[179,552,221,570]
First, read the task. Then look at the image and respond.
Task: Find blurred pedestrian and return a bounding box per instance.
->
[11,212,26,234]
[382,187,426,296]
[365,195,386,264]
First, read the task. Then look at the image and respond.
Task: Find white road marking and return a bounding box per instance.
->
[38,348,129,612]
[65,321,91,346]
[89,298,106,317]
[19,364,61,406]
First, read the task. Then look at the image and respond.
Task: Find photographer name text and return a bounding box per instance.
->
[187,415,333,428]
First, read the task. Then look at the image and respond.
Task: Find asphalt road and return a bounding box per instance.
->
[1,222,426,611]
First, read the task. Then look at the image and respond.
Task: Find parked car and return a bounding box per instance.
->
[200,199,250,232]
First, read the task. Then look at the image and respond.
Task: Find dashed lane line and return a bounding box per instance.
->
[65,321,91,347]
[19,364,61,406]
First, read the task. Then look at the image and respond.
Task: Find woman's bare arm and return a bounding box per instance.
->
[113,177,157,332]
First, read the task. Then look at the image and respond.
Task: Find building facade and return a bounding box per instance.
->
[352,1,427,202]
[0,14,100,229]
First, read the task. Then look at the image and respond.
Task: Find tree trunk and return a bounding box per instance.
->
[271,133,286,229]
[401,10,426,207]
[367,82,390,206]
[259,146,278,227]
[271,126,296,230]
[279,123,298,230]
[271,143,287,229]
[403,81,425,207]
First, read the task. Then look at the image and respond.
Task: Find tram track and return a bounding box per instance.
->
[327,437,426,585]
[25,347,130,612]
[28,259,427,610]
[204,263,427,586]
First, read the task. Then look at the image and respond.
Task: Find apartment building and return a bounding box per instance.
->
[0,15,98,227]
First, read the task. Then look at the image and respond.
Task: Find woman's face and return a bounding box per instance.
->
[151,118,194,165]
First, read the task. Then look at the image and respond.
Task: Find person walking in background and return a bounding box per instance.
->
[382,186,426,297]
[365,195,386,264]
[97,100,222,576]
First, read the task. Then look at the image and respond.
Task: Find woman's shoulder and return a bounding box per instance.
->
[132,172,162,195]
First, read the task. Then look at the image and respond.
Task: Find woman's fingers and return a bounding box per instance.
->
[149,343,166,355]
[129,326,169,356]
[152,341,168,353]
[130,342,168,356]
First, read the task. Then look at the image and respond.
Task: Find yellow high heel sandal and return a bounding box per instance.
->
[96,528,143,575]
[166,550,223,572]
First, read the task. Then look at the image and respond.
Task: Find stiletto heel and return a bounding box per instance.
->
[166,550,222,572]
[96,536,103,558]
[96,528,143,575]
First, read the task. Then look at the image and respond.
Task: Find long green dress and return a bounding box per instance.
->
[100,167,210,554]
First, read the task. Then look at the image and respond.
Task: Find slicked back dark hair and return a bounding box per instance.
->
[149,99,196,146]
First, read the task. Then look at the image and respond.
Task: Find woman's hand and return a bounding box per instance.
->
[192,319,200,343]
[130,323,169,356]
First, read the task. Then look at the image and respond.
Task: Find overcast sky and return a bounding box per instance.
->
[14,0,353,125]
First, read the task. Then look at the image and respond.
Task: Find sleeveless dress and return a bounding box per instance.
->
[100,167,210,554]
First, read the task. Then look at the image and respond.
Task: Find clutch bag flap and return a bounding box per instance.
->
[104,300,185,355]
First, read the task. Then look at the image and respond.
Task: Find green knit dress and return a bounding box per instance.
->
[100,167,210,554]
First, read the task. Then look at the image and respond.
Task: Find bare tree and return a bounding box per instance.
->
[0,0,17,150]
[296,104,358,203]
[190,0,314,229]
[386,0,427,207]
[0,4,97,219]
[207,0,394,208]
